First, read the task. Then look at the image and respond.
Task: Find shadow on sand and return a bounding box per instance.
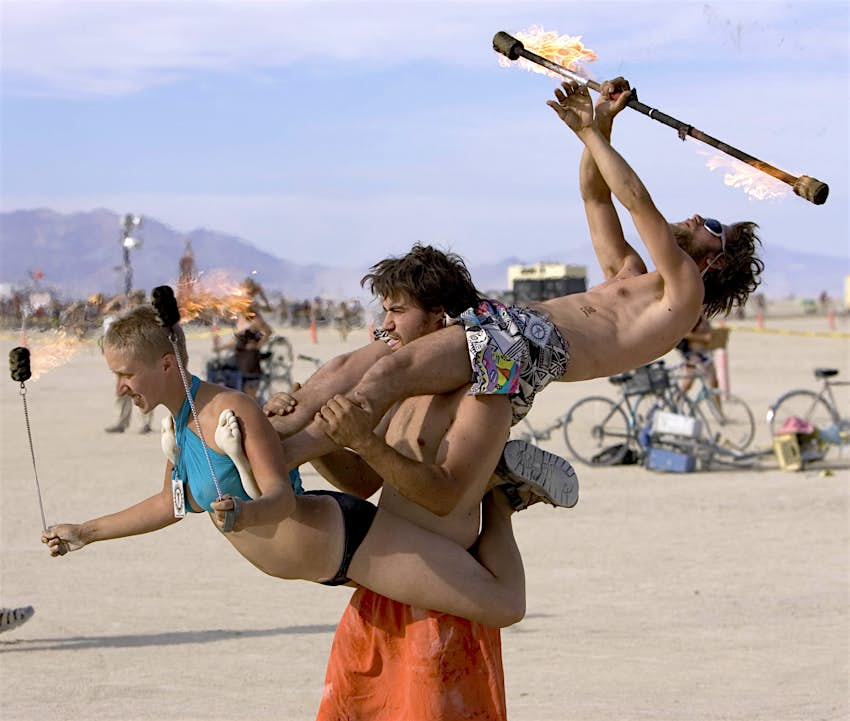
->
[0,623,338,653]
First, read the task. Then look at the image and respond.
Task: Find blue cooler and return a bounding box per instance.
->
[645,447,696,473]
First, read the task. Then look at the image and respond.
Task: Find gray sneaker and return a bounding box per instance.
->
[497,439,579,510]
[0,605,34,633]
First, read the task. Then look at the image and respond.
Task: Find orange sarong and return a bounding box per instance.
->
[316,587,507,721]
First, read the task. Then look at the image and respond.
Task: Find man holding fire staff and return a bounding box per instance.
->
[264,76,764,471]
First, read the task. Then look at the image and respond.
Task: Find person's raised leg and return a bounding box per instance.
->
[346,489,525,628]
[265,341,391,440]
[348,324,471,420]
[277,325,472,470]
[472,488,525,609]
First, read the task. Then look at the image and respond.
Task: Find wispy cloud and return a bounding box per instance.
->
[4,1,845,97]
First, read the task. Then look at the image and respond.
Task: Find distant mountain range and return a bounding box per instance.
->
[0,208,846,302]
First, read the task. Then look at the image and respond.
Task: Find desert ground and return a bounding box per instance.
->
[1,312,848,721]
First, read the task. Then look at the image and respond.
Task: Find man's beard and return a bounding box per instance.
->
[671,224,699,257]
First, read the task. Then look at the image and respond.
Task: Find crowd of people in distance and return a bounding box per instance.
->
[0,287,372,338]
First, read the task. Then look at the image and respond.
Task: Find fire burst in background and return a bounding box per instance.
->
[496,26,597,77]
[702,151,791,201]
[24,331,83,381]
[178,269,253,322]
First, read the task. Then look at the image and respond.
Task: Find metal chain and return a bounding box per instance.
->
[19,383,48,531]
[169,334,224,500]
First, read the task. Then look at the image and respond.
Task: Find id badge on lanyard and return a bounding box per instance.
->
[171,475,186,518]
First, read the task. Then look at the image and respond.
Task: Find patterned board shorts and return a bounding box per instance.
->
[373,299,569,425]
[449,300,570,424]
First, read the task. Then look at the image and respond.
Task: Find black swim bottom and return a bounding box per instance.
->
[303,490,378,586]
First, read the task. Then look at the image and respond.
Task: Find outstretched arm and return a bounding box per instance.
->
[42,468,180,556]
[316,393,510,517]
[309,447,385,499]
[579,78,647,279]
[549,82,697,294]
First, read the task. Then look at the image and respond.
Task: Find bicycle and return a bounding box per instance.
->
[561,361,683,466]
[554,360,764,469]
[256,334,295,402]
[666,362,756,451]
[766,368,850,457]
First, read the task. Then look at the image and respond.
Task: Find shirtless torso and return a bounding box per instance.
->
[535,266,702,382]
[376,385,498,545]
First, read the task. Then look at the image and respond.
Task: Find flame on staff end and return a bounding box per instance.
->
[704,152,790,201]
[496,25,597,78]
[178,269,254,322]
[24,330,83,381]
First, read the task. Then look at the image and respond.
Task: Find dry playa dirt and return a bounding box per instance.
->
[1,316,848,721]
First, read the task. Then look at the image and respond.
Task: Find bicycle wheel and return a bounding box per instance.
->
[631,392,661,428]
[634,388,700,432]
[767,390,838,436]
[263,356,293,397]
[702,393,756,450]
[562,396,631,466]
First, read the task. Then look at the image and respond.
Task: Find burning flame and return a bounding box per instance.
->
[498,26,597,78]
[177,269,253,322]
[704,153,790,201]
[24,330,84,382]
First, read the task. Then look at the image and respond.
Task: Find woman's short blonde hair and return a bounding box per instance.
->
[102,305,188,366]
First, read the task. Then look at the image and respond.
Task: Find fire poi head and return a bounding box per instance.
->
[9,346,31,384]
[493,29,829,205]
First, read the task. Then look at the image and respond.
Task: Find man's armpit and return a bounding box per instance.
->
[616,255,649,278]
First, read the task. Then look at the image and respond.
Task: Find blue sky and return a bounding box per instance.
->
[2,1,848,271]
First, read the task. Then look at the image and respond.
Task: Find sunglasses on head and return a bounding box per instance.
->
[703,217,726,253]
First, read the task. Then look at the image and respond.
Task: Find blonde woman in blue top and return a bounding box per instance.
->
[42,304,533,628]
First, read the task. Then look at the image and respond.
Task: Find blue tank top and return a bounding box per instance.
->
[173,376,252,513]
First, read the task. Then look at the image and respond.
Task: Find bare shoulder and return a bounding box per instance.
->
[659,253,704,307]
[202,384,263,423]
[203,386,284,457]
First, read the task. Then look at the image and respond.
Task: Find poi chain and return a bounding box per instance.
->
[151,285,224,501]
[9,347,50,533]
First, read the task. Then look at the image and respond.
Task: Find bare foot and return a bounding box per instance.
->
[160,416,180,466]
[215,410,261,499]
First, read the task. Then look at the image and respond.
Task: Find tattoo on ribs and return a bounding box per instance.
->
[580,306,597,318]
